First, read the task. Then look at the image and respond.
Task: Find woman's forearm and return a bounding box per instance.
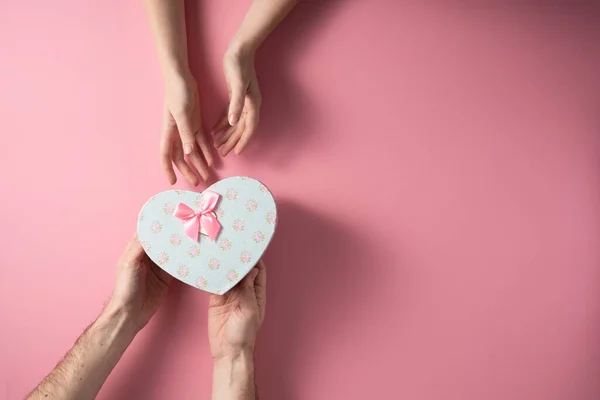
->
[27,305,138,400]
[143,0,191,79]
[229,0,299,54]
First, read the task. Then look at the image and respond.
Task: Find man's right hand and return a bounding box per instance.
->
[208,260,267,360]
[208,261,266,400]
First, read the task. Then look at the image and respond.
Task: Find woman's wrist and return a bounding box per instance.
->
[163,63,194,86]
[227,35,259,59]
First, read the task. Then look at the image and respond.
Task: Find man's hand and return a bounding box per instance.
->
[209,261,266,400]
[211,47,262,157]
[109,233,173,331]
[161,73,214,185]
[208,260,266,360]
[28,234,172,399]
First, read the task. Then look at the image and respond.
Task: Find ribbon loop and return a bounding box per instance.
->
[173,191,221,242]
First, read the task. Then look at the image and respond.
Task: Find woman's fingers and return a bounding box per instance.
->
[173,108,199,157]
[172,140,199,186]
[211,115,231,139]
[160,133,176,185]
[213,88,260,156]
[227,75,247,126]
[219,117,246,157]
[196,130,214,168]
[187,147,210,182]
[234,94,260,155]
[214,123,237,148]
[161,108,178,184]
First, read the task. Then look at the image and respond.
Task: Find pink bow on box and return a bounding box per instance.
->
[173,191,222,242]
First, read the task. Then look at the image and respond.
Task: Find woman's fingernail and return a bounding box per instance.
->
[183,143,193,154]
[228,113,238,125]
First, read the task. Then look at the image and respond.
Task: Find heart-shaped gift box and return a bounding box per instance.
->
[137,176,277,294]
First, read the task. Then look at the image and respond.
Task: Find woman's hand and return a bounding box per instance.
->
[209,0,298,159]
[162,72,214,185]
[208,260,267,360]
[211,47,262,157]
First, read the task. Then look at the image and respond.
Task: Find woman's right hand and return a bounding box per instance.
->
[161,72,214,186]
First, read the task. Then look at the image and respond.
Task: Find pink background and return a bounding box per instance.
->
[1,1,600,399]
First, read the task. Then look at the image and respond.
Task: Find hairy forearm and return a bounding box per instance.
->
[212,351,258,400]
[143,0,191,79]
[230,0,299,54]
[28,305,137,400]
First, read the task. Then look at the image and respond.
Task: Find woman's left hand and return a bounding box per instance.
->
[211,46,262,157]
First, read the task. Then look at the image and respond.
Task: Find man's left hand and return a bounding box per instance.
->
[109,233,173,331]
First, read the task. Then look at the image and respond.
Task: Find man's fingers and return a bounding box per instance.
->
[254,260,267,322]
[172,142,199,186]
[228,79,247,126]
[127,233,143,252]
[255,260,266,290]
[149,262,174,285]
[123,233,145,264]
[244,268,260,290]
